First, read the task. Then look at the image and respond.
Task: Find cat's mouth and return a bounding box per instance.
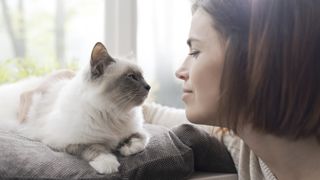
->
[141,91,149,101]
[135,90,149,105]
[141,85,150,98]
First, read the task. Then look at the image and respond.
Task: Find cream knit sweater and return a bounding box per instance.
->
[143,103,277,180]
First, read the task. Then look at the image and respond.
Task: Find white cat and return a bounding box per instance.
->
[0,42,150,174]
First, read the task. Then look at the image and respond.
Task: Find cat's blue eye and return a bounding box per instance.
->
[127,74,138,81]
[188,50,200,58]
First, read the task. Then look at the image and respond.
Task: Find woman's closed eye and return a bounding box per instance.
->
[188,50,200,58]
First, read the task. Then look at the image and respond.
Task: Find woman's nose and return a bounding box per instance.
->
[175,65,189,80]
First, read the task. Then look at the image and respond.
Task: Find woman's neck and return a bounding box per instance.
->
[238,125,320,180]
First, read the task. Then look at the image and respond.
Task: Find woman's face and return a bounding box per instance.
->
[176,8,225,125]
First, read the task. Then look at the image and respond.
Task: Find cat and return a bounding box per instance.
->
[0,42,151,174]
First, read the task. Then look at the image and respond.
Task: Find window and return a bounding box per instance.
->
[0,0,191,108]
[137,0,191,108]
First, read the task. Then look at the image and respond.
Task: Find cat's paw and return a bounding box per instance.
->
[89,153,120,174]
[119,133,149,156]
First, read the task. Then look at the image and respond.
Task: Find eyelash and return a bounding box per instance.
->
[188,50,200,58]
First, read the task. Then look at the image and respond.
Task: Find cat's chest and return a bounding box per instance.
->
[51,109,135,143]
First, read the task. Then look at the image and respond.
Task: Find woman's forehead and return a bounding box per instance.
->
[189,9,221,47]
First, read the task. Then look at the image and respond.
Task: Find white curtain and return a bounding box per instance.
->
[137,0,192,108]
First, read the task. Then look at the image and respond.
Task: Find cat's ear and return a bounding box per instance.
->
[90,42,114,79]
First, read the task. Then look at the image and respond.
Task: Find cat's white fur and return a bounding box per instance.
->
[0,43,150,174]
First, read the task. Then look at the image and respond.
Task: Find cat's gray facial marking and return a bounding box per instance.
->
[119,69,150,105]
[86,42,151,110]
[105,66,150,110]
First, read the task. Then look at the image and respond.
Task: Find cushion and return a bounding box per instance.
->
[0,125,193,179]
[0,124,236,179]
[172,124,236,173]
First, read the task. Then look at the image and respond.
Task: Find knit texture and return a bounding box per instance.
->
[0,125,193,179]
[144,103,278,180]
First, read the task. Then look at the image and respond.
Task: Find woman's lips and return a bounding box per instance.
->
[182,89,193,100]
[183,88,193,93]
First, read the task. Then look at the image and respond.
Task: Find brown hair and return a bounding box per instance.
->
[194,0,320,140]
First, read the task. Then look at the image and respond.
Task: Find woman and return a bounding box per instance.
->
[19,0,320,179]
[172,0,320,179]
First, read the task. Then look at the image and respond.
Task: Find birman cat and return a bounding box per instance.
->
[0,42,151,174]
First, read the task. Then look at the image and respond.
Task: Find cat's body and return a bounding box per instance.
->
[0,42,150,174]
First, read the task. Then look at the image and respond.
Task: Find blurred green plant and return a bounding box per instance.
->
[0,58,78,85]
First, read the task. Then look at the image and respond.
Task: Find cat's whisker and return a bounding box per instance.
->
[115,91,136,107]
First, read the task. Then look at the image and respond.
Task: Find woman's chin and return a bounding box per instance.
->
[185,110,203,124]
[185,108,216,125]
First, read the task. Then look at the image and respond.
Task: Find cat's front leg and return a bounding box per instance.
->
[41,136,70,151]
[81,144,120,174]
[89,153,119,174]
[118,130,150,156]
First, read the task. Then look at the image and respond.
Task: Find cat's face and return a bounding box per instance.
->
[84,42,150,111]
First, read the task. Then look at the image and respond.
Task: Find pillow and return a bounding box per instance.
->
[0,124,236,179]
[0,125,193,179]
[172,124,236,173]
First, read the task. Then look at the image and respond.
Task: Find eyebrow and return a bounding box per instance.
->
[187,38,200,47]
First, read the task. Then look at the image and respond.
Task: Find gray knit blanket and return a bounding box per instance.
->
[0,124,236,179]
